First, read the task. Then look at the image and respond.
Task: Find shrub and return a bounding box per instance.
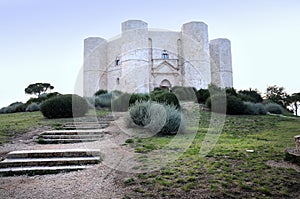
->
[26,92,61,105]
[15,103,27,112]
[129,101,183,135]
[206,95,246,115]
[94,89,108,96]
[0,102,25,114]
[265,103,284,114]
[94,93,112,108]
[26,103,40,112]
[151,92,180,109]
[238,90,263,103]
[256,103,267,115]
[197,89,210,103]
[226,87,238,97]
[129,101,152,126]
[171,86,198,102]
[40,94,88,118]
[112,93,131,112]
[129,93,150,105]
[226,95,247,115]
[205,94,227,114]
[244,102,267,115]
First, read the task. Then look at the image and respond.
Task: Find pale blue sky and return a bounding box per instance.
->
[0,0,299,107]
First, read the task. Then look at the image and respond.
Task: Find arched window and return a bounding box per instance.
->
[161,50,169,60]
[116,78,120,85]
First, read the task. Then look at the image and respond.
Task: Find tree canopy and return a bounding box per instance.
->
[25,83,54,97]
[265,85,288,107]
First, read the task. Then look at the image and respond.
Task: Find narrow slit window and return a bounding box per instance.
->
[115,58,120,66]
[162,50,169,60]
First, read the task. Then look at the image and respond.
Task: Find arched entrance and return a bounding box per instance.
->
[160,79,171,90]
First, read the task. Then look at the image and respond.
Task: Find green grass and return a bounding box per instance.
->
[122,111,300,198]
[0,109,109,144]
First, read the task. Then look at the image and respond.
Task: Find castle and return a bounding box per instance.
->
[83,20,233,96]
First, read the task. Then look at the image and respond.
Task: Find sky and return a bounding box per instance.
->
[0,0,300,108]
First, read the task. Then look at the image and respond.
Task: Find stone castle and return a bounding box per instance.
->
[83,20,233,96]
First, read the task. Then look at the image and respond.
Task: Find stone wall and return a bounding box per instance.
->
[83,20,233,96]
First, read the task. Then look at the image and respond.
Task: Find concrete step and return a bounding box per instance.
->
[6,149,101,159]
[0,165,93,176]
[0,149,101,176]
[0,157,100,168]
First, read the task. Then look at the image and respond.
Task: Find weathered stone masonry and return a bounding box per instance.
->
[83,20,233,96]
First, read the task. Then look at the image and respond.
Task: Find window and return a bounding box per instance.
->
[115,58,120,66]
[116,78,120,85]
[161,50,169,60]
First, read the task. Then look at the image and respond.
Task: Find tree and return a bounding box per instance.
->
[25,83,54,97]
[265,85,288,107]
[287,93,300,116]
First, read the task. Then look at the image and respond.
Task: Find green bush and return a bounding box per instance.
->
[94,89,108,96]
[129,101,183,135]
[171,86,198,102]
[238,90,263,103]
[206,95,246,115]
[129,93,150,105]
[0,102,24,114]
[265,103,284,114]
[26,92,61,105]
[112,93,131,112]
[40,94,88,118]
[129,101,152,126]
[151,92,180,109]
[25,103,40,112]
[15,103,27,112]
[226,95,247,115]
[95,93,112,108]
[226,87,238,97]
[244,102,267,115]
[197,89,210,103]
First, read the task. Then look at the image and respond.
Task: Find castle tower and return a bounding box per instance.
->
[181,22,211,89]
[120,20,150,93]
[210,38,233,88]
[83,37,107,96]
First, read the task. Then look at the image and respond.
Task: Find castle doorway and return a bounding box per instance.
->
[160,79,171,90]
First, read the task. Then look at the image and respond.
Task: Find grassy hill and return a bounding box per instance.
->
[122,112,300,198]
[0,111,299,198]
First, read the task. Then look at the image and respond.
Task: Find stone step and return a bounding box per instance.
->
[40,134,104,139]
[62,124,109,130]
[0,157,100,168]
[0,165,93,176]
[6,149,101,159]
[0,149,101,176]
[39,138,101,144]
[41,129,107,135]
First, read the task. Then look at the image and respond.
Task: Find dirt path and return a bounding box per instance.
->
[0,118,134,199]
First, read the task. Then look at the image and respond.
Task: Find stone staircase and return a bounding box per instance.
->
[0,115,115,176]
[38,129,109,144]
[0,149,101,176]
[38,116,114,144]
